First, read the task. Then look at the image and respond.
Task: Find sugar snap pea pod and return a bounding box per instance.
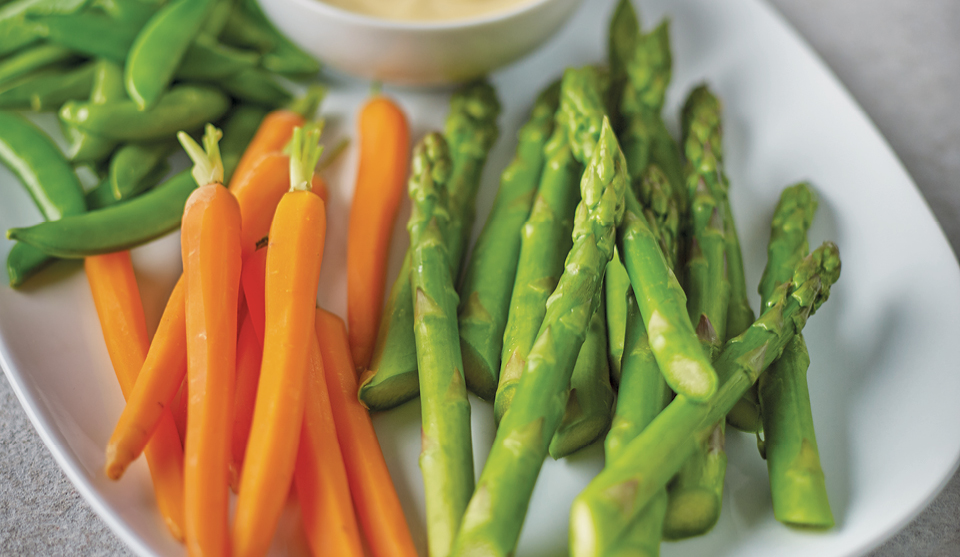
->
[218,104,267,183]
[8,169,197,257]
[451,118,628,557]
[125,0,215,109]
[569,243,841,557]
[60,85,231,141]
[548,299,614,459]
[217,66,291,108]
[108,141,176,200]
[218,1,275,52]
[223,0,319,79]
[357,81,500,411]
[177,35,260,81]
[0,110,86,286]
[0,61,95,110]
[407,132,473,557]
[261,41,321,81]
[62,59,124,164]
[457,79,559,400]
[0,43,76,86]
[619,187,717,401]
[201,0,233,36]
[28,11,144,62]
[85,160,170,210]
[756,183,833,528]
[0,0,92,56]
[494,67,604,423]
[95,0,158,22]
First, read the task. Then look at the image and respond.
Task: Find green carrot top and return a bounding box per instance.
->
[178,123,223,187]
[287,123,324,192]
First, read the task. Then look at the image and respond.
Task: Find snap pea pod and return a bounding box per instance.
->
[108,141,176,200]
[85,160,169,210]
[218,1,275,52]
[28,11,146,62]
[8,169,197,257]
[0,61,95,110]
[177,34,260,80]
[218,104,267,183]
[125,0,215,109]
[457,79,559,400]
[62,59,124,164]
[201,0,234,37]
[217,66,291,108]
[95,0,158,22]
[0,43,76,86]
[222,0,319,79]
[0,0,92,56]
[1,110,86,287]
[60,84,231,141]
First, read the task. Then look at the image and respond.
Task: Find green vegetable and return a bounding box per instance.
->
[60,84,231,141]
[107,141,175,201]
[85,159,169,210]
[358,81,500,411]
[457,79,560,400]
[549,299,613,459]
[0,110,86,287]
[125,0,214,109]
[218,0,320,79]
[451,118,628,557]
[569,242,841,557]
[0,61,95,111]
[604,250,630,384]
[177,34,260,80]
[606,0,640,130]
[495,66,605,423]
[28,11,147,62]
[0,0,92,57]
[218,66,291,108]
[757,182,834,528]
[407,132,473,557]
[0,43,76,86]
[61,59,124,164]
[7,169,197,257]
[619,187,716,401]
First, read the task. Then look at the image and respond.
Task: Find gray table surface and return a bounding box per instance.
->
[2,0,959,555]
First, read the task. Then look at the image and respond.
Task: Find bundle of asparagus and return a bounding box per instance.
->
[363,2,841,554]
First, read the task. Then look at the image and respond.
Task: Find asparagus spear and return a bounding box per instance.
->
[494,66,604,423]
[549,299,614,459]
[451,118,628,557]
[407,132,474,557]
[458,80,560,400]
[607,0,640,132]
[757,183,834,528]
[605,252,631,385]
[570,242,841,557]
[358,81,500,411]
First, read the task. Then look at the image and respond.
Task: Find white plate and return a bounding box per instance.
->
[2,0,959,555]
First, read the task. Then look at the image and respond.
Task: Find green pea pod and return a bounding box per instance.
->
[86,159,170,210]
[8,169,197,258]
[177,34,260,80]
[217,67,291,108]
[0,0,92,56]
[0,110,86,286]
[95,0,158,22]
[108,141,175,200]
[218,103,267,183]
[201,0,233,36]
[261,42,320,80]
[219,0,318,79]
[60,84,231,141]
[28,10,147,62]
[60,59,124,164]
[0,61,95,110]
[125,0,214,109]
[0,43,76,86]
[218,2,275,52]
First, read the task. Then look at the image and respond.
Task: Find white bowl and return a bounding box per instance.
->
[258,0,584,86]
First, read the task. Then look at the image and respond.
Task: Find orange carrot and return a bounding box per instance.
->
[229,86,325,192]
[230,312,263,493]
[86,252,186,542]
[172,377,188,445]
[180,126,242,557]
[315,308,417,557]
[232,126,327,557]
[295,331,364,557]
[240,245,268,343]
[105,122,325,477]
[105,277,187,478]
[346,96,410,369]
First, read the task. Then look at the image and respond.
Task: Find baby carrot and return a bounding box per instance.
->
[172,377,188,445]
[232,126,327,557]
[296,331,364,557]
[315,308,417,557]
[346,95,410,369]
[229,86,325,190]
[239,245,268,342]
[179,125,242,557]
[230,312,263,492]
[105,277,187,478]
[86,252,186,541]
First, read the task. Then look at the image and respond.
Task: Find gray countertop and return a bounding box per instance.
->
[2,0,959,554]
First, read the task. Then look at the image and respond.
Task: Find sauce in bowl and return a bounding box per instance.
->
[318,0,538,22]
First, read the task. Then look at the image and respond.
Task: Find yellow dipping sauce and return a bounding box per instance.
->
[320,0,538,22]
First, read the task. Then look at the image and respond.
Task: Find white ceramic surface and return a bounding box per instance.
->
[1,0,959,555]
[257,0,583,86]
